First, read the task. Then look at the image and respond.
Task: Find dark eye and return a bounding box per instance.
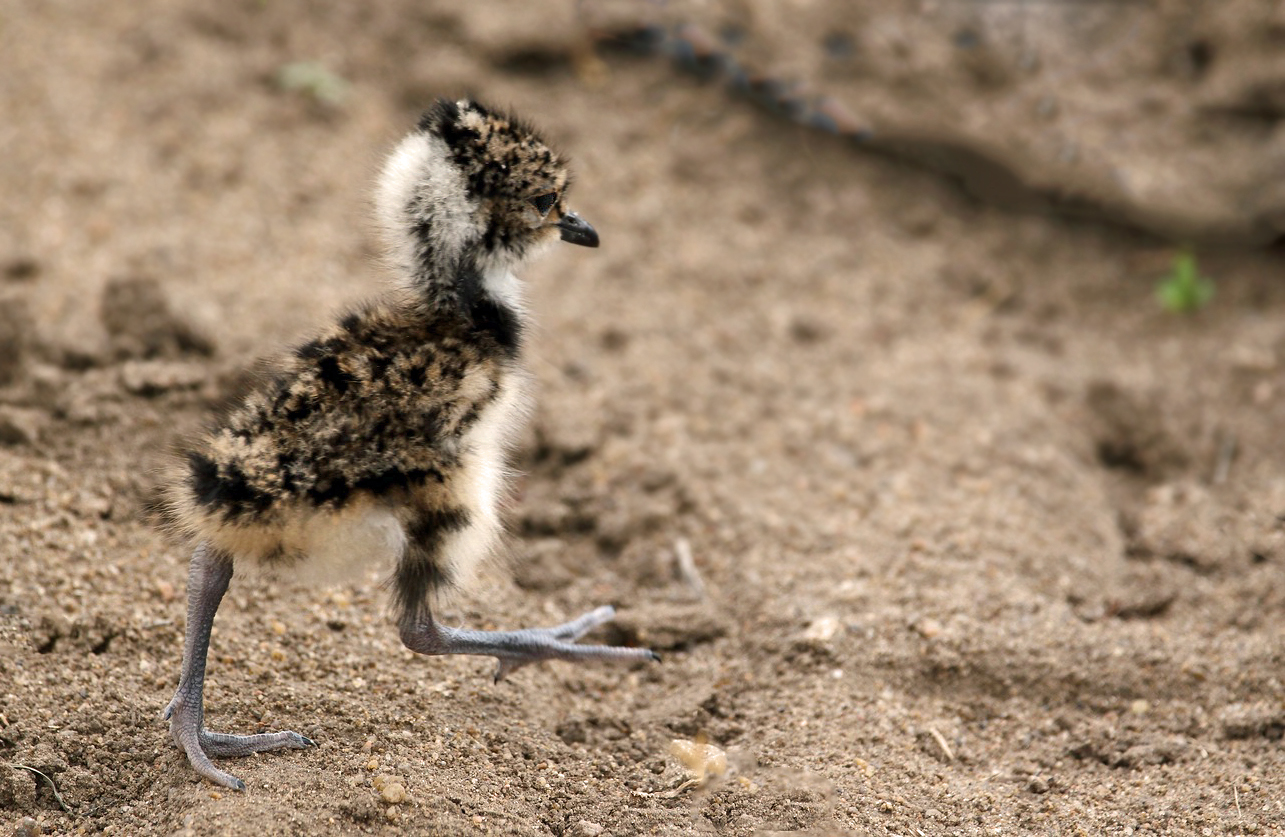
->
[528,193,557,216]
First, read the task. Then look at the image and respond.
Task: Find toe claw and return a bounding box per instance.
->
[648,650,662,663]
[232,777,246,792]
[493,659,520,683]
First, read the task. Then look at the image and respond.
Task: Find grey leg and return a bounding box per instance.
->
[161,542,314,790]
[400,605,660,682]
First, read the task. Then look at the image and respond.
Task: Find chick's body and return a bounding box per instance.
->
[169,295,525,611]
[158,100,653,792]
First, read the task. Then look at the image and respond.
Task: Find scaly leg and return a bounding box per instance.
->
[161,542,314,790]
[400,604,660,682]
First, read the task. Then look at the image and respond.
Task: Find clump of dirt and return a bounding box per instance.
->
[1085,381,1190,480]
[100,276,215,362]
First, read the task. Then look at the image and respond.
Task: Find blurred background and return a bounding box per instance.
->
[2,1,1284,835]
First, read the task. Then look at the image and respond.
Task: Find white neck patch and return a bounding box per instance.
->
[375,132,475,282]
[482,265,523,309]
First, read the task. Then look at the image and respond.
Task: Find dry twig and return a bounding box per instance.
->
[6,763,73,815]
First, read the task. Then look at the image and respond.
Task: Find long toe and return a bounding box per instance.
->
[413,607,659,682]
[199,729,316,758]
[208,769,247,792]
[494,639,657,682]
[493,631,659,682]
[179,741,248,791]
[549,605,618,642]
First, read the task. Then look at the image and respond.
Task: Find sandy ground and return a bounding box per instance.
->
[2,1,1285,835]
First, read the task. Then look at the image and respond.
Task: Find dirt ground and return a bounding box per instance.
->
[3,1,1285,835]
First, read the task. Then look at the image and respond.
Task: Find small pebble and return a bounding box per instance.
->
[803,616,841,642]
[372,774,408,804]
[669,739,727,783]
[914,618,943,639]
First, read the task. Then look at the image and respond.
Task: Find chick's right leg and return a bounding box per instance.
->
[400,605,660,683]
[162,542,314,791]
[394,530,660,683]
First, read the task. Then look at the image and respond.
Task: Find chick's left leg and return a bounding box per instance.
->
[162,542,314,790]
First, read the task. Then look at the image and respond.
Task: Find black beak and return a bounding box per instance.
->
[557,212,599,248]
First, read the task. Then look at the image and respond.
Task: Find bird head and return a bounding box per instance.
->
[376,99,597,289]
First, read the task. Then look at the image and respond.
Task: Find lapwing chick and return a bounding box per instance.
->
[158,99,656,790]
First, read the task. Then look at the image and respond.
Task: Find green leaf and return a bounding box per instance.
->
[276,62,349,106]
[1156,250,1214,314]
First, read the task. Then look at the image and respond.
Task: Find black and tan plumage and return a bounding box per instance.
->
[158,99,656,791]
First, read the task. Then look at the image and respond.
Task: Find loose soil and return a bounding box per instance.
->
[2,2,1284,835]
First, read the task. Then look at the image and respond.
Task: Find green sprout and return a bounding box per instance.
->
[276,61,349,106]
[1156,249,1213,314]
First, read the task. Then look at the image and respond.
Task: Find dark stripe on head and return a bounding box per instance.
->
[418,98,460,135]
[423,98,485,154]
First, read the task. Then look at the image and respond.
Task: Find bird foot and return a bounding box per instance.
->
[490,605,661,682]
[401,605,660,683]
[164,684,315,790]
